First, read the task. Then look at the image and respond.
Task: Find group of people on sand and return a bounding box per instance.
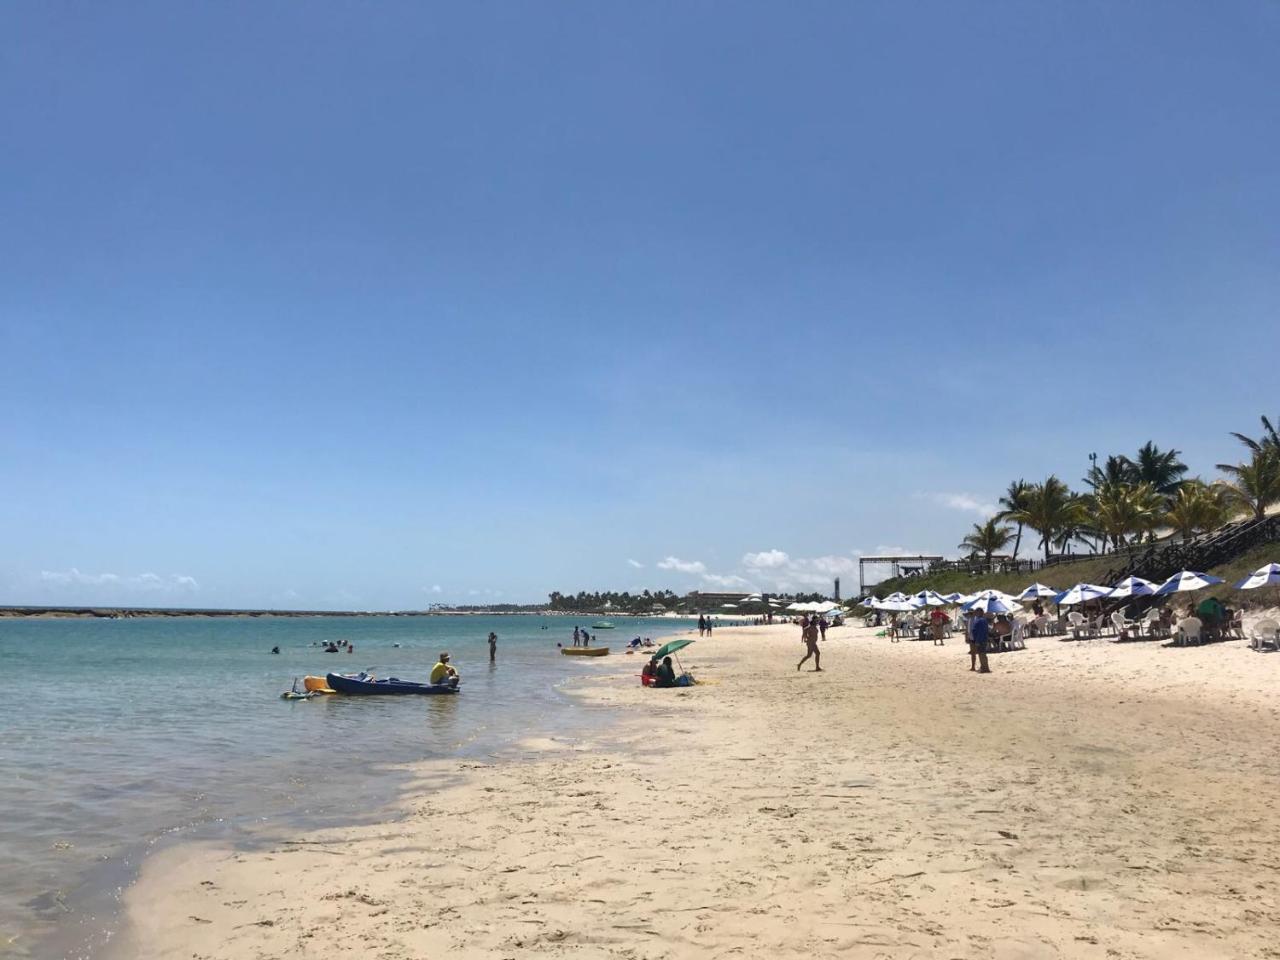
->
[697,615,715,637]
[641,654,684,687]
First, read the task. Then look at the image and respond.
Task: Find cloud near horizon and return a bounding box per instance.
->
[40,568,199,592]
[626,559,644,569]
[656,556,706,575]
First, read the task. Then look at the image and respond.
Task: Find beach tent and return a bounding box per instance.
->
[1106,576,1159,599]
[1235,563,1280,590]
[1153,570,1225,596]
[1016,583,1060,601]
[1055,583,1110,606]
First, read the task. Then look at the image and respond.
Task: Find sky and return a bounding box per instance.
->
[2,2,1278,608]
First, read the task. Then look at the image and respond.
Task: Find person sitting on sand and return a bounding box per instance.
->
[430,652,459,686]
[655,656,677,687]
[642,655,659,685]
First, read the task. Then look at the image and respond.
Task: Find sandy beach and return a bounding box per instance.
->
[119,621,1280,960]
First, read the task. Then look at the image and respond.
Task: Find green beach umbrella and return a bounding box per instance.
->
[654,638,695,659]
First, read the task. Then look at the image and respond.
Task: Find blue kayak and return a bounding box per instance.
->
[326,672,459,696]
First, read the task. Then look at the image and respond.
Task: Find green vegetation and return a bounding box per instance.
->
[548,589,682,613]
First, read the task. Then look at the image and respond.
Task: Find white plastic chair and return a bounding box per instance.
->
[1010,619,1026,650]
[1249,618,1279,652]
[1067,611,1086,639]
[1141,609,1162,637]
[1173,617,1202,647]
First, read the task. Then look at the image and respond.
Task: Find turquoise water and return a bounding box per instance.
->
[0,614,687,958]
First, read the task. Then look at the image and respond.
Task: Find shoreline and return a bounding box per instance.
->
[114,622,1280,958]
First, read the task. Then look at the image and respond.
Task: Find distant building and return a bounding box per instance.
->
[834,577,840,601]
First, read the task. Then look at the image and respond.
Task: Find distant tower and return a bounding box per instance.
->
[834,577,840,601]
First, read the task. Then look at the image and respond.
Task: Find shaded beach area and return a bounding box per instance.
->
[119,621,1280,959]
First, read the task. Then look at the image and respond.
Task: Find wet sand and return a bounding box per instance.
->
[120,620,1280,959]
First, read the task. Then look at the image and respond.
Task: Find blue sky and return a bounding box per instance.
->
[2,2,1277,608]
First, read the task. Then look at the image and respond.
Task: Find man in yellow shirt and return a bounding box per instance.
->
[430,652,459,686]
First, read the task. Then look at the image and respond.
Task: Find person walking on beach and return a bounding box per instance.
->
[698,614,706,637]
[488,631,497,663]
[797,616,822,672]
[818,616,828,641]
[969,610,991,674]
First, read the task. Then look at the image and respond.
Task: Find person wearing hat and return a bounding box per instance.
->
[430,652,459,686]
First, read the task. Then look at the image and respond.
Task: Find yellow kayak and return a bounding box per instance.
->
[561,647,609,657]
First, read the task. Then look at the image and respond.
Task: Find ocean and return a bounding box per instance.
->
[0,613,690,959]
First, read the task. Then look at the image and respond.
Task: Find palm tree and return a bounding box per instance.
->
[1228,414,1280,455]
[996,479,1032,559]
[1009,476,1088,561]
[1215,447,1280,521]
[1088,481,1165,550]
[1084,454,1135,491]
[1164,479,1230,540]
[957,518,1015,570]
[1125,441,1188,497]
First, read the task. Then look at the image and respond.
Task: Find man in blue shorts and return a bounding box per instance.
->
[969,610,991,674]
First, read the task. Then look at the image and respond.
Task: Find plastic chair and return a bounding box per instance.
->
[1173,617,1202,647]
[1249,618,1279,652]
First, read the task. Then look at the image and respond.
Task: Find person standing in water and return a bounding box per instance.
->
[573,625,581,648]
[488,631,497,662]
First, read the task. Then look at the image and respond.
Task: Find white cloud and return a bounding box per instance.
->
[922,492,998,518]
[40,568,198,592]
[626,559,644,569]
[426,584,443,594]
[701,573,752,589]
[656,556,706,575]
[742,549,789,569]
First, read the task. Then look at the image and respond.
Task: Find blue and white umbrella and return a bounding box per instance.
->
[1235,563,1280,590]
[1152,570,1225,596]
[1055,583,1110,606]
[963,595,1021,614]
[1106,575,1159,599]
[859,596,879,608]
[1016,582,1061,601]
[909,590,951,607]
[942,592,965,603]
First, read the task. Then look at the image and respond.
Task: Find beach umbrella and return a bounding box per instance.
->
[1153,570,1225,596]
[1016,583,1060,601]
[653,638,695,659]
[963,596,1021,614]
[908,590,949,608]
[1106,576,1159,599]
[883,592,908,603]
[942,592,965,603]
[967,588,1021,603]
[875,599,917,612]
[859,596,878,608]
[1235,563,1280,590]
[1055,583,1110,606]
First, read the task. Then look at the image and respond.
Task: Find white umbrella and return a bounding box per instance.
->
[1235,563,1280,590]
[883,592,908,603]
[1016,583,1061,601]
[859,596,879,608]
[1056,583,1110,606]
[942,592,965,603]
[1153,570,1225,596]
[968,588,1021,603]
[786,602,806,611]
[1106,576,1159,599]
